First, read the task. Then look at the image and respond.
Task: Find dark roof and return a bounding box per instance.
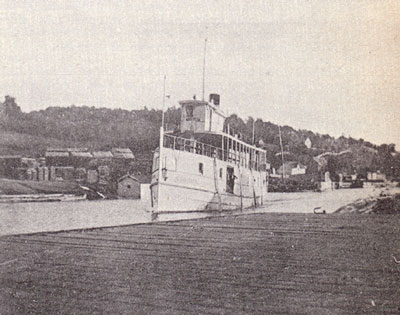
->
[117,173,151,183]
[134,174,151,183]
[117,174,139,183]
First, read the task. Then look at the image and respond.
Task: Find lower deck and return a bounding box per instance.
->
[151,147,267,212]
[1,213,399,314]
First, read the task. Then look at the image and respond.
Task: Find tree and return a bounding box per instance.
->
[1,95,22,116]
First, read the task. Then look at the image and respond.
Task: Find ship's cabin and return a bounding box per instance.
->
[180,94,225,133]
[161,93,268,173]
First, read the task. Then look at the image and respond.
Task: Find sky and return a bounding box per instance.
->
[1,0,399,148]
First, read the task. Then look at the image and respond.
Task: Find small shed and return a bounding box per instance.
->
[117,175,140,199]
[277,161,307,177]
[87,169,98,184]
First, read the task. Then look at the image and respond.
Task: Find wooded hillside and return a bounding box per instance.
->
[1,96,399,178]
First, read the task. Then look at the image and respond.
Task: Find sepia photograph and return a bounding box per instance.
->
[0,1,399,314]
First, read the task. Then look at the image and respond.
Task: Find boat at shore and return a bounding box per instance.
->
[150,93,268,215]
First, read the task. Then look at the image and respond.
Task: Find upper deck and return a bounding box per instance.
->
[163,130,267,172]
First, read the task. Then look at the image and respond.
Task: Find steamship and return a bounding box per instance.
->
[150,93,268,215]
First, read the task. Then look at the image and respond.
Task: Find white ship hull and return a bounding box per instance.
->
[150,95,269,215]
[151,146,267,214]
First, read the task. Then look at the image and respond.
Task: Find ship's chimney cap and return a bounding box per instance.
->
[209,93,220,106]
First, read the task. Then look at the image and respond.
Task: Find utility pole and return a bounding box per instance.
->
[278,125,285,181]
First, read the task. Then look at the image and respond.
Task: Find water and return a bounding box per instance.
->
[0,187,392,236]
[0,199,151,236]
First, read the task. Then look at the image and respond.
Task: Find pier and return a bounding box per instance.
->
[1,212,399,314]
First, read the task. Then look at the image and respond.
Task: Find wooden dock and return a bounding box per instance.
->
[1,213,399,314]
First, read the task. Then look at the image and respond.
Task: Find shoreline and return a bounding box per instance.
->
[1,186,398,236]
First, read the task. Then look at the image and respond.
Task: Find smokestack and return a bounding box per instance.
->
[209,94,220,106]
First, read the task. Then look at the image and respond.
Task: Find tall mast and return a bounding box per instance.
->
[202,38,207,101]
[161,75,166,130]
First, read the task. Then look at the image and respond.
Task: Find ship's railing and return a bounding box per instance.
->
[163,133,225,158]
[163,134,267,171]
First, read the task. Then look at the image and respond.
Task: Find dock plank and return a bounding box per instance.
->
[1,213,400,314]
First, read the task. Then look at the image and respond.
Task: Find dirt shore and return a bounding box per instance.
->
[0,179,81,195]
